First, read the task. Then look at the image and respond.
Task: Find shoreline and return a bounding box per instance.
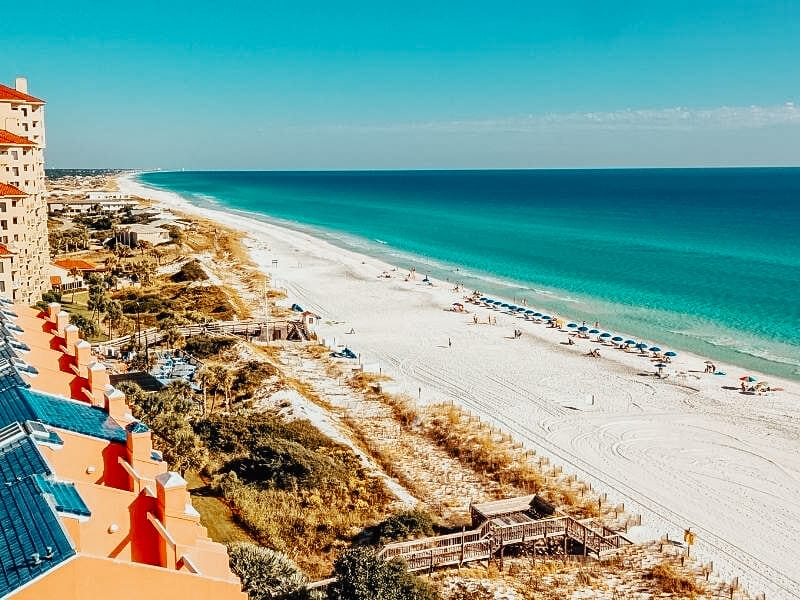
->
[133,171,800,383]
[119,172,800,598]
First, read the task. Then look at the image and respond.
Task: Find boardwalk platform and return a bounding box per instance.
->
[378,495,631,572]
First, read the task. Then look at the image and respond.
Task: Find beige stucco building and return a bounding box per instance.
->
[0,77,50,303]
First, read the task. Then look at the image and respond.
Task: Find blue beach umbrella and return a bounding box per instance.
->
[500,303,509,308]
[533,312,542,317]
[649,346,661,352]
[492,300,502,305]
[567,323,577,328]
[589,329,600,334]
[578,326,589,332]
[625,339,636,345]
[636,342,648,349]
[541,315,552,320]
[600,333,612,338]
[525,309,535,314]
[665,351,677,357]
[612,336,623,342]
[516,307,526,312]
[655,362,667,368]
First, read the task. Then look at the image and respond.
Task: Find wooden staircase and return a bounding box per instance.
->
[377,514,631,572]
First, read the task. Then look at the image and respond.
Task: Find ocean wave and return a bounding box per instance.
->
[669,329,800,371]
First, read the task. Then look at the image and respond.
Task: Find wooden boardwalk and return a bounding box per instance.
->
[377,497,631,572]
[95,318,309,351]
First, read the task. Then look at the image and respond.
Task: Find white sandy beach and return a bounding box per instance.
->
[120,174,800,599]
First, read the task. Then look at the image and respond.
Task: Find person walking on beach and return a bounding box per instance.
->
[448,338,452,348]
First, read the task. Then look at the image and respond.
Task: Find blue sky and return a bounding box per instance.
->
[3,1,799,169]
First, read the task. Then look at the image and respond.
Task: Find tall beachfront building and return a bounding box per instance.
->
[0,77,50,303]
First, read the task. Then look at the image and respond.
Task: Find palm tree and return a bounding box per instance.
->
[195,367,214,416]
[105,300,123,339]
[137,239,153,257]
[67,266,81,303]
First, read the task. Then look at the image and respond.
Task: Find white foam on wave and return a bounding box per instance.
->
[669,328,800,373]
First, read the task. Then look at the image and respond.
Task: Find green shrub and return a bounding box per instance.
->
[183,334,236,358]
[227,542,308,600]
[172,259,208,282]
[328,548,438,600]
[195,412,340,457]
[375,510,435,545]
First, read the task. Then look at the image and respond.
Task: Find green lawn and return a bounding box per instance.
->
[184,471,257,545]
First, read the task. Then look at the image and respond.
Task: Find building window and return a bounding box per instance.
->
[11,218,17,225]
[0,262,4,273]
[1,221,6,231]
[0,282,5,293]
[0,203,5,213]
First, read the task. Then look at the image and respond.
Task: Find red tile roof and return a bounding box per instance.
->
[0,183,26,197]
[0,129,35,146]
[0,83,45,104]
[0,243,14,256]
[53,259,99,271]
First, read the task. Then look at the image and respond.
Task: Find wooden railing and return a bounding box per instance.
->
[377,513,631,572]
[94,318,305,350]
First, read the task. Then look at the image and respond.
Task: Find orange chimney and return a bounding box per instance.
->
[105,387,129,422]
[155,471,191,517]
[56,310,69,337]
[63,324,79,356]
[47,302,61,322]
[74,339,91,377]
[87,362,110,407]
[126,421,153,464]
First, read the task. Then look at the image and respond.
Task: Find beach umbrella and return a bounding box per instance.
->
[589,329,600,334]
[624,339,636,345]
[541,315,552,320]
[665,351,677,357]
[655,362,667,368]
[612,336,623,342]
[600,333,612,338]
[739,375,758,382]
[649,346,661,352]
[492,300,503,305]
[578,326,589,332]
[516,307,526,312]
[533,312,542,317]
[636,342,648,349]
[525,309,535,314]
[567,323,577,328]
[500,303,509,308]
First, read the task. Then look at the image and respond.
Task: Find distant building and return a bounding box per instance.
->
[48,263,83,293]
[0,242,15,296]
[115,224,171,247]
[48,198,139,215]
[86,191,132,201]
[0,77,50,303]
[49,259,103,293]
[53,258,102,274]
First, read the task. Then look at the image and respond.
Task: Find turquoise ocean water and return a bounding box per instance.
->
[138,169,800,380]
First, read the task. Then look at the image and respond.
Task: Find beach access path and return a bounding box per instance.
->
[119,174,800,600]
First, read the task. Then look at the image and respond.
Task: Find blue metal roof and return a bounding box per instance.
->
[33,475,91,518]
[0,384,126,444]
[0,437,76,597]
[25,391,127,444]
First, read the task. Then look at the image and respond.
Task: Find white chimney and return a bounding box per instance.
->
[15,77,28,94]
